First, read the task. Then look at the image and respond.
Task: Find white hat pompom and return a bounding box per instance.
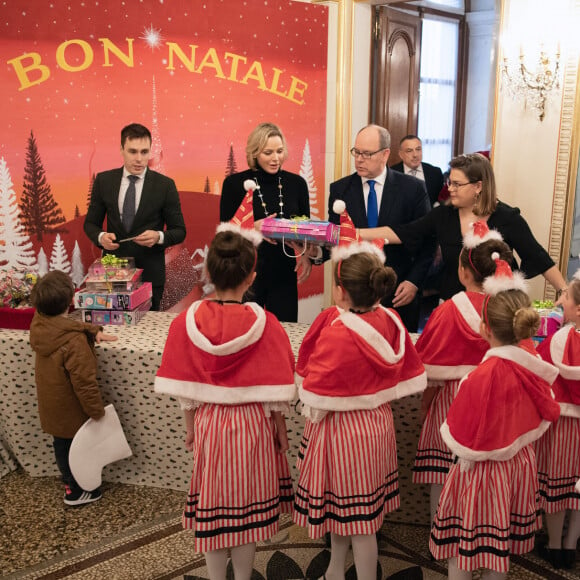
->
[243,179,259,191]
[333,199,346,215]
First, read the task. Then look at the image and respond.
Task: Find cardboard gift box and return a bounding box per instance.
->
[84,269,143,292]
[74,282,152,311]
[87,257,136,280]
[79,299,152,326]
[0,306,35,330]
[261,217,339,247]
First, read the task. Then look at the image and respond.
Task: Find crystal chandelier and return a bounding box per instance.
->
[501,46,561,122]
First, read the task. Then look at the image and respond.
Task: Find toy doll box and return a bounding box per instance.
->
[73,282,152,311]
[261,217,339,246]
[84,269,143,292]
[79,299,152,326]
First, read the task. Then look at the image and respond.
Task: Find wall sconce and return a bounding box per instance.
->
[501,45,561,122]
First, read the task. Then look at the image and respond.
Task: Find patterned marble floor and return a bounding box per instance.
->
[2,468,580,579]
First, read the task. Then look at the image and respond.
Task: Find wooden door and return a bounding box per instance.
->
[372,7,422,166]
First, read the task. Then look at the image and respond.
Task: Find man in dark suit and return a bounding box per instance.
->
[329,125,434,332]
[84,123,186,310]
[390,135,444,207]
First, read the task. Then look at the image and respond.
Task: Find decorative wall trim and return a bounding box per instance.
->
[548,54,580,298]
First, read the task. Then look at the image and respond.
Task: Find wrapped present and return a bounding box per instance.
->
[87,256,136,281]
[85,269,143,292]
[533,300,563,338]
[79,299,152,326]
[74,282,152,311]
[261,216,339,247]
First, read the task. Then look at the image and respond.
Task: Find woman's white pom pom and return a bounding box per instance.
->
[491,252,499,260]
[333,199,346,215]
[243,179,258,191]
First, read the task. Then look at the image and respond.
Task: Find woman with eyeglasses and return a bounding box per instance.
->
[359,153,567,300]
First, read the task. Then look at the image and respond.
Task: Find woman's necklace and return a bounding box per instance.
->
[212,299,243,305]
[254,175,285,217]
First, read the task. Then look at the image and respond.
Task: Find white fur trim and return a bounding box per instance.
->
[216,222,263,246]
[440,418,552,462]
[549,325,580,380]
[300,406,329,424]
[559,402,580,418]
[185,300,266,355]
[451,291,482,334]
[333,199,346,214]
[463,228,503,249]
[155,376,296,404]
[339,307,406,364]
[424,363,477,381]
[330,241,386,263]
[482,270,528,295]
[298,371,427,411]
[482,345,559,384]
[243,179,259,191]
[573,269,580,281]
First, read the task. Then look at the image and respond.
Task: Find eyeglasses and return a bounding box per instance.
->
[446,179,477,189]
[350,147,386,159]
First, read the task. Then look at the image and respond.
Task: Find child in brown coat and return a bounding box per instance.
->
[29,270,117,506]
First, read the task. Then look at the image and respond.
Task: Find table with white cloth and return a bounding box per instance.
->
[0,312,429,523]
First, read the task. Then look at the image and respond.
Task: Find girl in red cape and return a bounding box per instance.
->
[535,273,580,570]
[429,258,561,578]
[294,241,426,580]
[413,221,512,520]
[155,225,296,579]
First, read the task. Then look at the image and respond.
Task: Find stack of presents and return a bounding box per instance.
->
[74,256,152,326]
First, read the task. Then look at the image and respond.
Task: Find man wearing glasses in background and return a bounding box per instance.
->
[328,124,435,332]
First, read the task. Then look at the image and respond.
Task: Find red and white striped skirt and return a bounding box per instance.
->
[413,379,460,485]
[183,403,293,553]
[293,404,400,539]
[535,415,580,513]
[429,445,541,573]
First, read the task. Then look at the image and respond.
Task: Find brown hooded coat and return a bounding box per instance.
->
[29,313,105,438]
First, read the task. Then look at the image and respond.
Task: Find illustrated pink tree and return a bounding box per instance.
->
[299,138,320,219]
[0,157,37,273]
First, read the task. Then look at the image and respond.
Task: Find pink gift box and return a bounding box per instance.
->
[261,217,339,246]
[73,282,152,311]
[535,308,563,338]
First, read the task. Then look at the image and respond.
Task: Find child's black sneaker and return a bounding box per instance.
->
[63,485,102,506]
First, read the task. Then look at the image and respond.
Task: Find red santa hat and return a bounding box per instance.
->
[217,180,262,246]
[330,199,385,263]
[482,251,527,295]
[462,219,503,249]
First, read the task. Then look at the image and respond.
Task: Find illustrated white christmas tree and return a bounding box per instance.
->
[214,180,220,196]
[71,241,85,287]
[37,248,48,277]
[299,139,320,219]
[0,157,38,273]
[49,234,71,274]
